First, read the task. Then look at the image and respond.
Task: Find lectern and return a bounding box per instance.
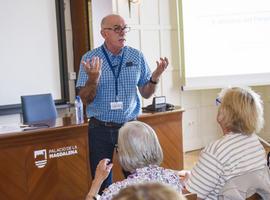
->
[0,108,184,199]
[0,119,90,200]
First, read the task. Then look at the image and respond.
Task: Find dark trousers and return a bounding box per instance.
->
[88,121,120,194]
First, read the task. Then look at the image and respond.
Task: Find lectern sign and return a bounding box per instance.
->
[49,145,78,158]
[33,145,78,168]
[34,149,47,168]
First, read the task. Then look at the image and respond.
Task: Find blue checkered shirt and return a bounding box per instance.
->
[76,44,151,123]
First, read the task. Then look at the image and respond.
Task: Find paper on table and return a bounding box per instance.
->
[0,124,22,134]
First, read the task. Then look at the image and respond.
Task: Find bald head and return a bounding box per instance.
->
[100,14,127,54]
[101,14,125,29]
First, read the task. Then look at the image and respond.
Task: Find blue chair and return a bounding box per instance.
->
[21,93,57,124]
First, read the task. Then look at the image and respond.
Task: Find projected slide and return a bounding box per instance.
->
[181,0,270,89]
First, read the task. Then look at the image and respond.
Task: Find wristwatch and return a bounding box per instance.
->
[93,194,100,200]
[150,77,158,84]
[87,194,100,200]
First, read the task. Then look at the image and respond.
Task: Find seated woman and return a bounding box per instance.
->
[184,87,270,199]
[86,121,184,200]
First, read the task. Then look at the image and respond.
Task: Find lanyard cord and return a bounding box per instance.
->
[101,46,125,101]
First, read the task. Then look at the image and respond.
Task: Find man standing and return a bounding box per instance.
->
[76,14,168,192]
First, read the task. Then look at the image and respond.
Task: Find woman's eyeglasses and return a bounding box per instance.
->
[115,144,119,153]
[216,97,221,106]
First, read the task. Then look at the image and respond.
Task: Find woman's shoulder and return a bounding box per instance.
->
[100,168,156,200]
[135,165,184,190]
[135,165,176,177]
[204,133,245,154]
[101,166,183,199]
[100,179,130,200]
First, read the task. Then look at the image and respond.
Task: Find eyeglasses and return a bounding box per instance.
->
[115,144,119,153]
[103,25,131,33]
[216,97,221,106]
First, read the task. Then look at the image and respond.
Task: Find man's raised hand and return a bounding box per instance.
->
[151,57,169,82]
[82,56,103,84]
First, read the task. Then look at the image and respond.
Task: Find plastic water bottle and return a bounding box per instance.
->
[75,96,84,124]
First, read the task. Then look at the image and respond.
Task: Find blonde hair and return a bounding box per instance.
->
[118,121,163,172]
[218,87,264,135]
[112,183,186,200]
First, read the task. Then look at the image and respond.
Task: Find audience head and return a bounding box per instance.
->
[117,121,163,172]
[111,183,186,200]
[217,87,264,135]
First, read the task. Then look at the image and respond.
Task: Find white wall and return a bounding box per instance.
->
[112,0,182,107]
[93,0,220,151]
[0,0,62,105]
[91,0,113,47]
[0,0,75,124]
[90,0,270,152]
[1,0,270,152]
[64,0,76,103]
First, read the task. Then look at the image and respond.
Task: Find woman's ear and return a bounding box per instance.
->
[217,109,224,124]
[217,109,229,134]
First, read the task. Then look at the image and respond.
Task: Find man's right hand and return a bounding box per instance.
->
[82,56,102,84]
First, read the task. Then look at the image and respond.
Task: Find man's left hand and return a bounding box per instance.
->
[151,57,169,82]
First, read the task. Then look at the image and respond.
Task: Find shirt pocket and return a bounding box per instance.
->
[121,64,140,86]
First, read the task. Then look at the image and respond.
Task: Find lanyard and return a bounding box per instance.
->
[101,46,125,101]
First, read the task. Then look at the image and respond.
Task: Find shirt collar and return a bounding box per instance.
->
[102,43,124,59]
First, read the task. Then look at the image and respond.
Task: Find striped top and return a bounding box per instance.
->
[186,133,267,200]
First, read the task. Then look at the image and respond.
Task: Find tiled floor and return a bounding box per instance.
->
[184,149,201,170]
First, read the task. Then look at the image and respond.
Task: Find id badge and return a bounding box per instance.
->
[110,101,123,110]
